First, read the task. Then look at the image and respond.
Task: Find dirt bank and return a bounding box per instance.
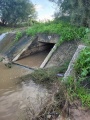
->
[69,101,90,120]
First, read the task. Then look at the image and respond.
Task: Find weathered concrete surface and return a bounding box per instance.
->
[0,33,8,42]
[38,33,60,44]
[46,40,80,68]
[6,36,35,61]
[40,44,57,68]
[63,45,86,81]
[0,33,16,53]
[0,33,36,61]
[18,40,54,60]
[12,36,36,61]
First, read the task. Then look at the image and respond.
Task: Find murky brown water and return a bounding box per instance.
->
[0,63,49,120]
[16,50,50,68]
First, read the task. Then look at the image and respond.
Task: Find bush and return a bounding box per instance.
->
[82,28,90,45]
[75,47,90,77]
[66,47,90,107]
[26,20,86,46]
[14,31,22,42]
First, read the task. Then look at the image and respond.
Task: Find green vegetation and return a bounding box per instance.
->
[0,26,12,34]
[49,0,90,27]
[0,0,36,26]
[83,28,90,45]
[75,47,90,77]
[66,76,90,108]
[26,20,86,45]
[0,26,28,34]
[14,31,22,42]
[65,47,90,108]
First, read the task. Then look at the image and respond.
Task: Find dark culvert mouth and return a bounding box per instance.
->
[15,42,55,69]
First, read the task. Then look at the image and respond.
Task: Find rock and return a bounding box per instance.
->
[47,114,51,119]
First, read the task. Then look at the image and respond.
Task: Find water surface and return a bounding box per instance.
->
[0,63,49,120]
[16,50,50,68]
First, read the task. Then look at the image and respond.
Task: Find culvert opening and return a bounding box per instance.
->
[15,42,54,68]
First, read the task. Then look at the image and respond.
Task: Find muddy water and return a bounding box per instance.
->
[0,63,49,120]
[16,50,50,68]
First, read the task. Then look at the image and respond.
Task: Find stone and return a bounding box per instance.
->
[47,114,51,119]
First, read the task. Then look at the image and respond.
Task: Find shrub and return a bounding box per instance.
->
[15,31,22,42]
[82,28,90,45]
[26,20,86,46]
[75,47,90,77]
[66,47,90,107]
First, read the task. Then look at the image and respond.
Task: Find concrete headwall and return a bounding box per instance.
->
[38,33,60,44]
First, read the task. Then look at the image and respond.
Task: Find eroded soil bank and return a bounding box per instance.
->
[69,101,90,120]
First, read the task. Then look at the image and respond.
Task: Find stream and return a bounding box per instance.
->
[0,63,50,120]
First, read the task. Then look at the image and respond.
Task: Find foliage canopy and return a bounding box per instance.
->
[0,0,37,26]
[49,0,90,27]
[26,20,86,45]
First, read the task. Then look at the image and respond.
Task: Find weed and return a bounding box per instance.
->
[66,47,90,108]
[26,20,86,46]
[14,31,22,42]
[66,76,90,107]
[75,47,90,77]
[82,28,90,45]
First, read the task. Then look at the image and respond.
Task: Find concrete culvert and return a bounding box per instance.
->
[15,42,55,69]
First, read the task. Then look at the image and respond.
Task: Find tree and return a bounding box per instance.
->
[49,0,90,27]
[0,0,37,26]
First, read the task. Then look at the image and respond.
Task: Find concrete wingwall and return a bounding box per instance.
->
[45,40,80,68]
[0,33,16,54]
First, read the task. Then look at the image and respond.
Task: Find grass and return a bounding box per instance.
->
[0,26,12,34]
[65,47,90,108]
[26,20,86,46]
[0,26,28,34]
[82,28,90,45]
[66,76,90,108]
